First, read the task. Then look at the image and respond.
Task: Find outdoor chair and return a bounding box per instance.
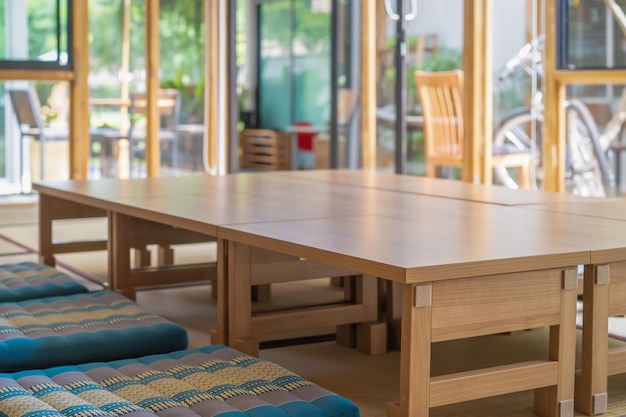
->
[7,88,67,192]
[414,69,532,188]
[127,89,181,176]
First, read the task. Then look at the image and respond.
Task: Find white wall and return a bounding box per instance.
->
[4,1,29,193]
[409,1,464,54]
[404,0,530,71]
[493,0,529,71]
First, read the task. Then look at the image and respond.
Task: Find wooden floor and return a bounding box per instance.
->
[2,202,626,417]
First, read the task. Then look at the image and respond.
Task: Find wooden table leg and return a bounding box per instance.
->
[535,268,578,417]
[386,280,403,350]
[210,238,228,345]
[388,283,431,417]
[575,264,610,415]
[109,212,134,300]
[356,274,387,355]
[38,194,55,266]
[227,241,259,356]
[37,194,107,268]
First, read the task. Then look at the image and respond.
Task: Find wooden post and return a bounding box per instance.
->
[360,0,376,169]
[145,0,160,178]
[205,0,230,175]
[69,0,90,180]
[463,0,493,185]
[117,0,132,179]
[543,0,566,192]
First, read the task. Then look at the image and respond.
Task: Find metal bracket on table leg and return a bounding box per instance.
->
[593,393,608,415]
[563,269,578,290]
[560,399,574,417]
[414,285,432,308]
[596,264,610,286]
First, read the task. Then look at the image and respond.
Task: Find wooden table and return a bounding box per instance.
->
[264,169,597,206]
[32,171,626,417]
[523,199,626,415]
[33,176,225,300]
[220,186,626,417]
[32,173,386,352]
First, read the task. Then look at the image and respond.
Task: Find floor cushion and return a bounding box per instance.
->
[0,262,88,302]
[0,291,188,371]
[0,344,359,417]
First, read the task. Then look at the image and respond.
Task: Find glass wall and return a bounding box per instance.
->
[257,0,331,130]
[253,0,359,170]
[88,0,206,178]
[489,0,626,196]
[0,0,69,66]
[561,0,626,69]
[377,0,464,174]
[4,80,70,193]
[1,0,70,194]
[561,0,626,194]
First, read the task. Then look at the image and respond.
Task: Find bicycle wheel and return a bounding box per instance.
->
[493,108,542,190]
[564,99,613,197]
[494,102,613,196]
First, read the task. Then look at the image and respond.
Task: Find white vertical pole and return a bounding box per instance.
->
[5,1,29,192]
[204,0,228,176]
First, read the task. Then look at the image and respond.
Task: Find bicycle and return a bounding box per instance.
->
[493,35,616,197]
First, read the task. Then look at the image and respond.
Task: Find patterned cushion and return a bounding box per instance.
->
[0,345,360,417]
[0,291,188,372]
[0,262,88,302]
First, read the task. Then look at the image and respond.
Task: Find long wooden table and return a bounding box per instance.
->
[523,198,626,415]
[32,171,626,417]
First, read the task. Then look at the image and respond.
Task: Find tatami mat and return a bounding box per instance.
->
[0,203,38,226]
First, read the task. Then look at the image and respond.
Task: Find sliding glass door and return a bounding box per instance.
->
[254,0,360,169]
[1,0,70,194]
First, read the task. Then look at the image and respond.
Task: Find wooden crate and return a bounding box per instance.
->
[239,129,290,171]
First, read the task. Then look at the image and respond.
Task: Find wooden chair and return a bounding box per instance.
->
[337,88,357,135]
[7,88,67,192]
[414,70,532,188]
[127,89,181,176]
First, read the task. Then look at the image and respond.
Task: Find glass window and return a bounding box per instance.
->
[88,0,207,178]
[0,0,70,69]
[559,0,626,69]
[257,0,331,130]
[379,0,464,175]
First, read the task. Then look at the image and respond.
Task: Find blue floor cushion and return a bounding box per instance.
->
[0,291,188,371]
[0,262,88,302]
[0,345,360,417]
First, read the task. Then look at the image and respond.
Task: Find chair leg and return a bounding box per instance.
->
[426,163,436,178]
[518,164,529,189]
[40,137,45,182]
[19,135,24,193]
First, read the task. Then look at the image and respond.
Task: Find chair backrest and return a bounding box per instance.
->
[129,89,181,132]
[414,69,465,171]
[7,88,45,132]
[337,88,357,127]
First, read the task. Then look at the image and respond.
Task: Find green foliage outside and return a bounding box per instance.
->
[259,0,330,52]
[88,0,208,124]
[383,37,462,112]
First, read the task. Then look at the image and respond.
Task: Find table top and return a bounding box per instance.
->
[263,169,598,206]
[34,170,626,283]
[220,203,626,283]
